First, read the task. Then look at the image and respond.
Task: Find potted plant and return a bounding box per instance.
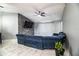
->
[55,41,65,56]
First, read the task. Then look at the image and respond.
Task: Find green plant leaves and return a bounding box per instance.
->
[55,41,62,50]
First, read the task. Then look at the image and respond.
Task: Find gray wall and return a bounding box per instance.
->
[63,3,79,56]
[18,14,34,35]
[0,12,2,32]
[18,13,62,36]
[2,12,18,39]
[34,23,55,36]
[34,21,63,36]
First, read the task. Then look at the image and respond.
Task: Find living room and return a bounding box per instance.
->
[0,3,79,56]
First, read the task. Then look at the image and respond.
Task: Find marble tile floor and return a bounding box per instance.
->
[0,39,70,56]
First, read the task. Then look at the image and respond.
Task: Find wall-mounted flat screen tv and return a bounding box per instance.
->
[23,21,34,28]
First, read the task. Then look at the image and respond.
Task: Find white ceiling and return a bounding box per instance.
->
[0,3,65,23]
[0,3,18,13]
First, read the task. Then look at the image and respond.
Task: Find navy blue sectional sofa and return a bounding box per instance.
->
[16,32,66,50]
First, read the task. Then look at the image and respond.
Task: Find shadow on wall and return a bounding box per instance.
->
[65,36,69,49]
[64,34,72,56]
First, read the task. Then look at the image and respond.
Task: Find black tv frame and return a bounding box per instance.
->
[23,21,34,28]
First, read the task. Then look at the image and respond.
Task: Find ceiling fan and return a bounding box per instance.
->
[34,8,57,17]
[34,10,46,17]
[33,4,56,17]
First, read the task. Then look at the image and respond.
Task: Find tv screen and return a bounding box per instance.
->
[23,21,33,28]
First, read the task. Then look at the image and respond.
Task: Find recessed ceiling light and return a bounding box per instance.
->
[0,6,4,8]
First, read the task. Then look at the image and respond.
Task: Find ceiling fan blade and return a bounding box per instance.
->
[35,11,39,14]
